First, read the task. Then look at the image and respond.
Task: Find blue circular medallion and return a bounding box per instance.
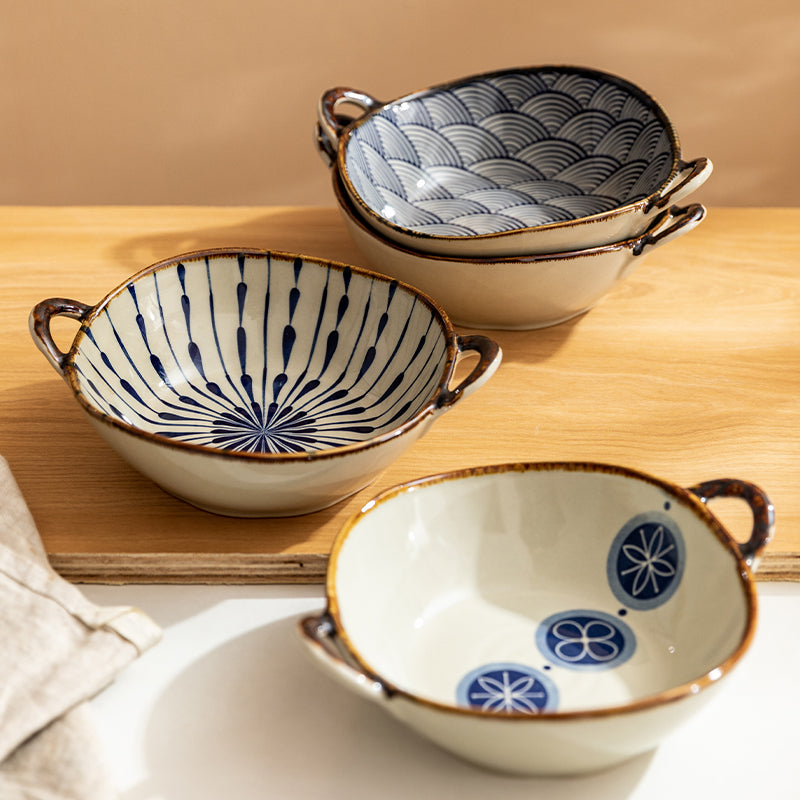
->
[456,663,558,714]
[607,511,686,610]
[536,609,636,671]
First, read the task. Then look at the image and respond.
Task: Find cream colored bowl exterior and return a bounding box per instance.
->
[388,683,725,775]
[299,655,725,776]
[336,172,706,330]
[39,336,499,517]
[85,410,437,517]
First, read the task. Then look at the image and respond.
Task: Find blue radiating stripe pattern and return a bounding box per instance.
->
[344,69,675,236]
[71,253,448,454]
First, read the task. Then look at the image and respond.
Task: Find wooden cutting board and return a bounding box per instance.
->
[2,205,798,583]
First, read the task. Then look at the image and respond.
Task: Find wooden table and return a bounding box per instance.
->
[2,206,797,583]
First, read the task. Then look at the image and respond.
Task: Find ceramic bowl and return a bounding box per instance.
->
[333,164,706,329]
[317,66,712,257]
[300,462,774,775]
[30,249,501,517]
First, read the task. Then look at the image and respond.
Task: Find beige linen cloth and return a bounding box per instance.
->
[0,455,161,799]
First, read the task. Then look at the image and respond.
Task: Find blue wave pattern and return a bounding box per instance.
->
[345,70,674,235]
[71,254,447,454]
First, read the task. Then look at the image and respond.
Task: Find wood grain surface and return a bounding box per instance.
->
[2,206,797,582]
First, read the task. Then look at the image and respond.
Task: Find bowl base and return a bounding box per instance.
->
[162,480,375,518]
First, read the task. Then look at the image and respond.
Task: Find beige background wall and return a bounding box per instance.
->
[3,0,799,207]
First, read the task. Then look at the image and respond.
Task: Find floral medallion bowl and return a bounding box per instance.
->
[29,249,501,517]
[316,65,712,258]
[333,163,706,329]
[300,462,773,775]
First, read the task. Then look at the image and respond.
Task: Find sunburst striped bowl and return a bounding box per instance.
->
[317,66,711,257]
[30,249,501,517]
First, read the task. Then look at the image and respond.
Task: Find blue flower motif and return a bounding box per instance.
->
[620,524,677,598]
[457,663,558,714]
[607,512,686,610]
[550,618,620,663]
[536,610,636,671]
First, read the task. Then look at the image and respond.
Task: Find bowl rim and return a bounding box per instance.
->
[61,247,464,463]
[334,64,685,244]
[324,460,760,721]
[333,161,703,264]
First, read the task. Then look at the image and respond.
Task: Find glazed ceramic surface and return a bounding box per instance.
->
[334,166,706,329]
[318,66,712,257]
[300,463,773,775]
[30,249,500,516]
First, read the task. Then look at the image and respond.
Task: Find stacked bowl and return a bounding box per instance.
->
[316,65,712,329]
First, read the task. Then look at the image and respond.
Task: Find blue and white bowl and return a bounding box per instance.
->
[317,66,712,257]
[301,462,773,775]
[30,249,501,517]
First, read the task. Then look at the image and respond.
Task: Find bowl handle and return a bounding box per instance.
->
[632,203,706,256]
[316,87,382,165]
[647,157,713,211]
[299,612,390,702]
[436,334,502,411]
[29,297,93,375]
[687,479,775,571]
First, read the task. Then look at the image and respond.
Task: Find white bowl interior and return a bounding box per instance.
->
[333,466,751,714]
[343,69,675,237]
[71,252,449,454]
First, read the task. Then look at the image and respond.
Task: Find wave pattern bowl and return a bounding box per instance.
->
[317,66,711,257]
[334,162,706,330]
[301,462,773,775]
[30,249,500,517]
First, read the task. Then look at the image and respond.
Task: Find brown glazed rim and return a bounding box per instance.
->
[57,247,467,464]
[325,461,760,722]
[334,64,684,243]
[333,161,706,264]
